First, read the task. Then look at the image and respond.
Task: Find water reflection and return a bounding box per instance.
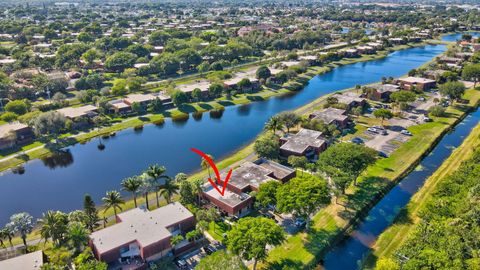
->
[41,149,74,169]
[209,108,225,119]
[237,104,252,116]
[192,111,203,121]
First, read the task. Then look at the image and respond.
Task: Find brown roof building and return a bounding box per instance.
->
[279,128,327,159]
[89,203,195,266]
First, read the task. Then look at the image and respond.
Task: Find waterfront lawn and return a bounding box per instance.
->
[260,89,480,269]
[363,122,480,269]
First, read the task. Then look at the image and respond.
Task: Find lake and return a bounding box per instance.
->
[0,44,446,225]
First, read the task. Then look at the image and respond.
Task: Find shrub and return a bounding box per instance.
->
[429,105,446,117]
[1,112,18,122]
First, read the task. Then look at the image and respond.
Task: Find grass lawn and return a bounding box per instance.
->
[207,221,230,242]
[259,89,480,269]
[362,121,480,269]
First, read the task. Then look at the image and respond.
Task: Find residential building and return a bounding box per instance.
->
[89,203,195,267]
[309,107,349,128]
[0,122,35,150]
[0,250,44,270]
[57,105,98,120]
[201,159,296,217]
[332,92,366,109]
[279,128,327,159]
[398,76,436,91]
[366,83,400,101]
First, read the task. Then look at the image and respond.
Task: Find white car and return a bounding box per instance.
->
[367,127,378,133]
[401,130,412,136]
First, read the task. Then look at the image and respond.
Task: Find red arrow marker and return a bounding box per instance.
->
[191,148,232,196]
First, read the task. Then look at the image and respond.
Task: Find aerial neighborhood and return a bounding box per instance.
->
[0,1,480,270]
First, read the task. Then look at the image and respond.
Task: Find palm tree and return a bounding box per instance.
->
[139,174,157,210]
[200,154,214,180]
[121,176,142,208]
[67,222,88,253]
[0,226,14,247]
[9,212,35,249]
[102,190,124,222]
[264,115,283,134]
[145,164,169,207]
[192,179,204,205]
[160,178,179,204]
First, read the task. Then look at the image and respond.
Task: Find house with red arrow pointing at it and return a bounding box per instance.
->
[201,158,296,217]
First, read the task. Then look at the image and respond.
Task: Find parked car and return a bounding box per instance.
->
[175,259,188,269]
[294,218,306,228]
[401,130,412,136]
[203,245,216,255]
[422,116,432,122]
[378,151,388,158]
[372,125,384,130]
[367,127,378,133]
[351,137,364,144]
[380,129,388,136]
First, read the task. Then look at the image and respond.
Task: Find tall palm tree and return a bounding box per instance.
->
[38,210,68,247]
[9,212,35,249]
[264,115,283,134]
[67,222,88,254]
[200,154,214,180]
[160,179,179,204]
[0,227,14,248]
[192,179,204,205]
[139,174,156,210]
[102,190,124,222]
[121,176,142,208]
[145,164,169,207]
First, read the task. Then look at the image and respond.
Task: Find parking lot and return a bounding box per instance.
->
[175,242,224,270]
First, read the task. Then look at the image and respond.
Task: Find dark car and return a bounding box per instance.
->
[351,137,364,144]
[203,245,216,255]
[378,151,388,158]
[175,259,188,269]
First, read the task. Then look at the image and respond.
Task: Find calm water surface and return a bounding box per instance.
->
[322,108,480,270]
[0,44,446,224]
[321,32,480,269]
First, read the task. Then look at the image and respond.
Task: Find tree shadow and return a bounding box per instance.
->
[198,103,213,110]
[178,104,198,113]
[247,95,264,102]
[218,100,235,106]
[264,258,305,270]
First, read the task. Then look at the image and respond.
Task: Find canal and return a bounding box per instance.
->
[0,44,446,224]
[321,109,480,270]
[320,32,480,270]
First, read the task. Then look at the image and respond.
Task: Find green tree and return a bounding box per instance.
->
[111,78,128,96]
[439,81,465,101]
[390,90,416,111]
[264,115,283,134]
[317,143,377,186]
[105,52,137,72]
[375,258,400,270]
[200,153,214,180]
[373,108,393,126]
[256,66,271,80]
[145,164,170,207]
[38,210,68,246]
[1,112,18,122]
[254,133,280,160]
[208,83,224,98]
[0,227,14,248]
[121,176,142,208]
[462,63,480,87]
[429,105,446,117]
[196,250,247,270]
[83,194,99,232]
[192,88,203,101]
[160,178,179,204]
[170,234,184,250]
[8,212,35,248]
[226,217,285,270]
[288,156,308,175]
[276,175,331,224]
[67,222,89,253]
[31,111,66,139]
[256,181,281,209]
[5,100,28,115]
[171,90,188,106]
[277,111,301,133]
[102,190,124,222]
